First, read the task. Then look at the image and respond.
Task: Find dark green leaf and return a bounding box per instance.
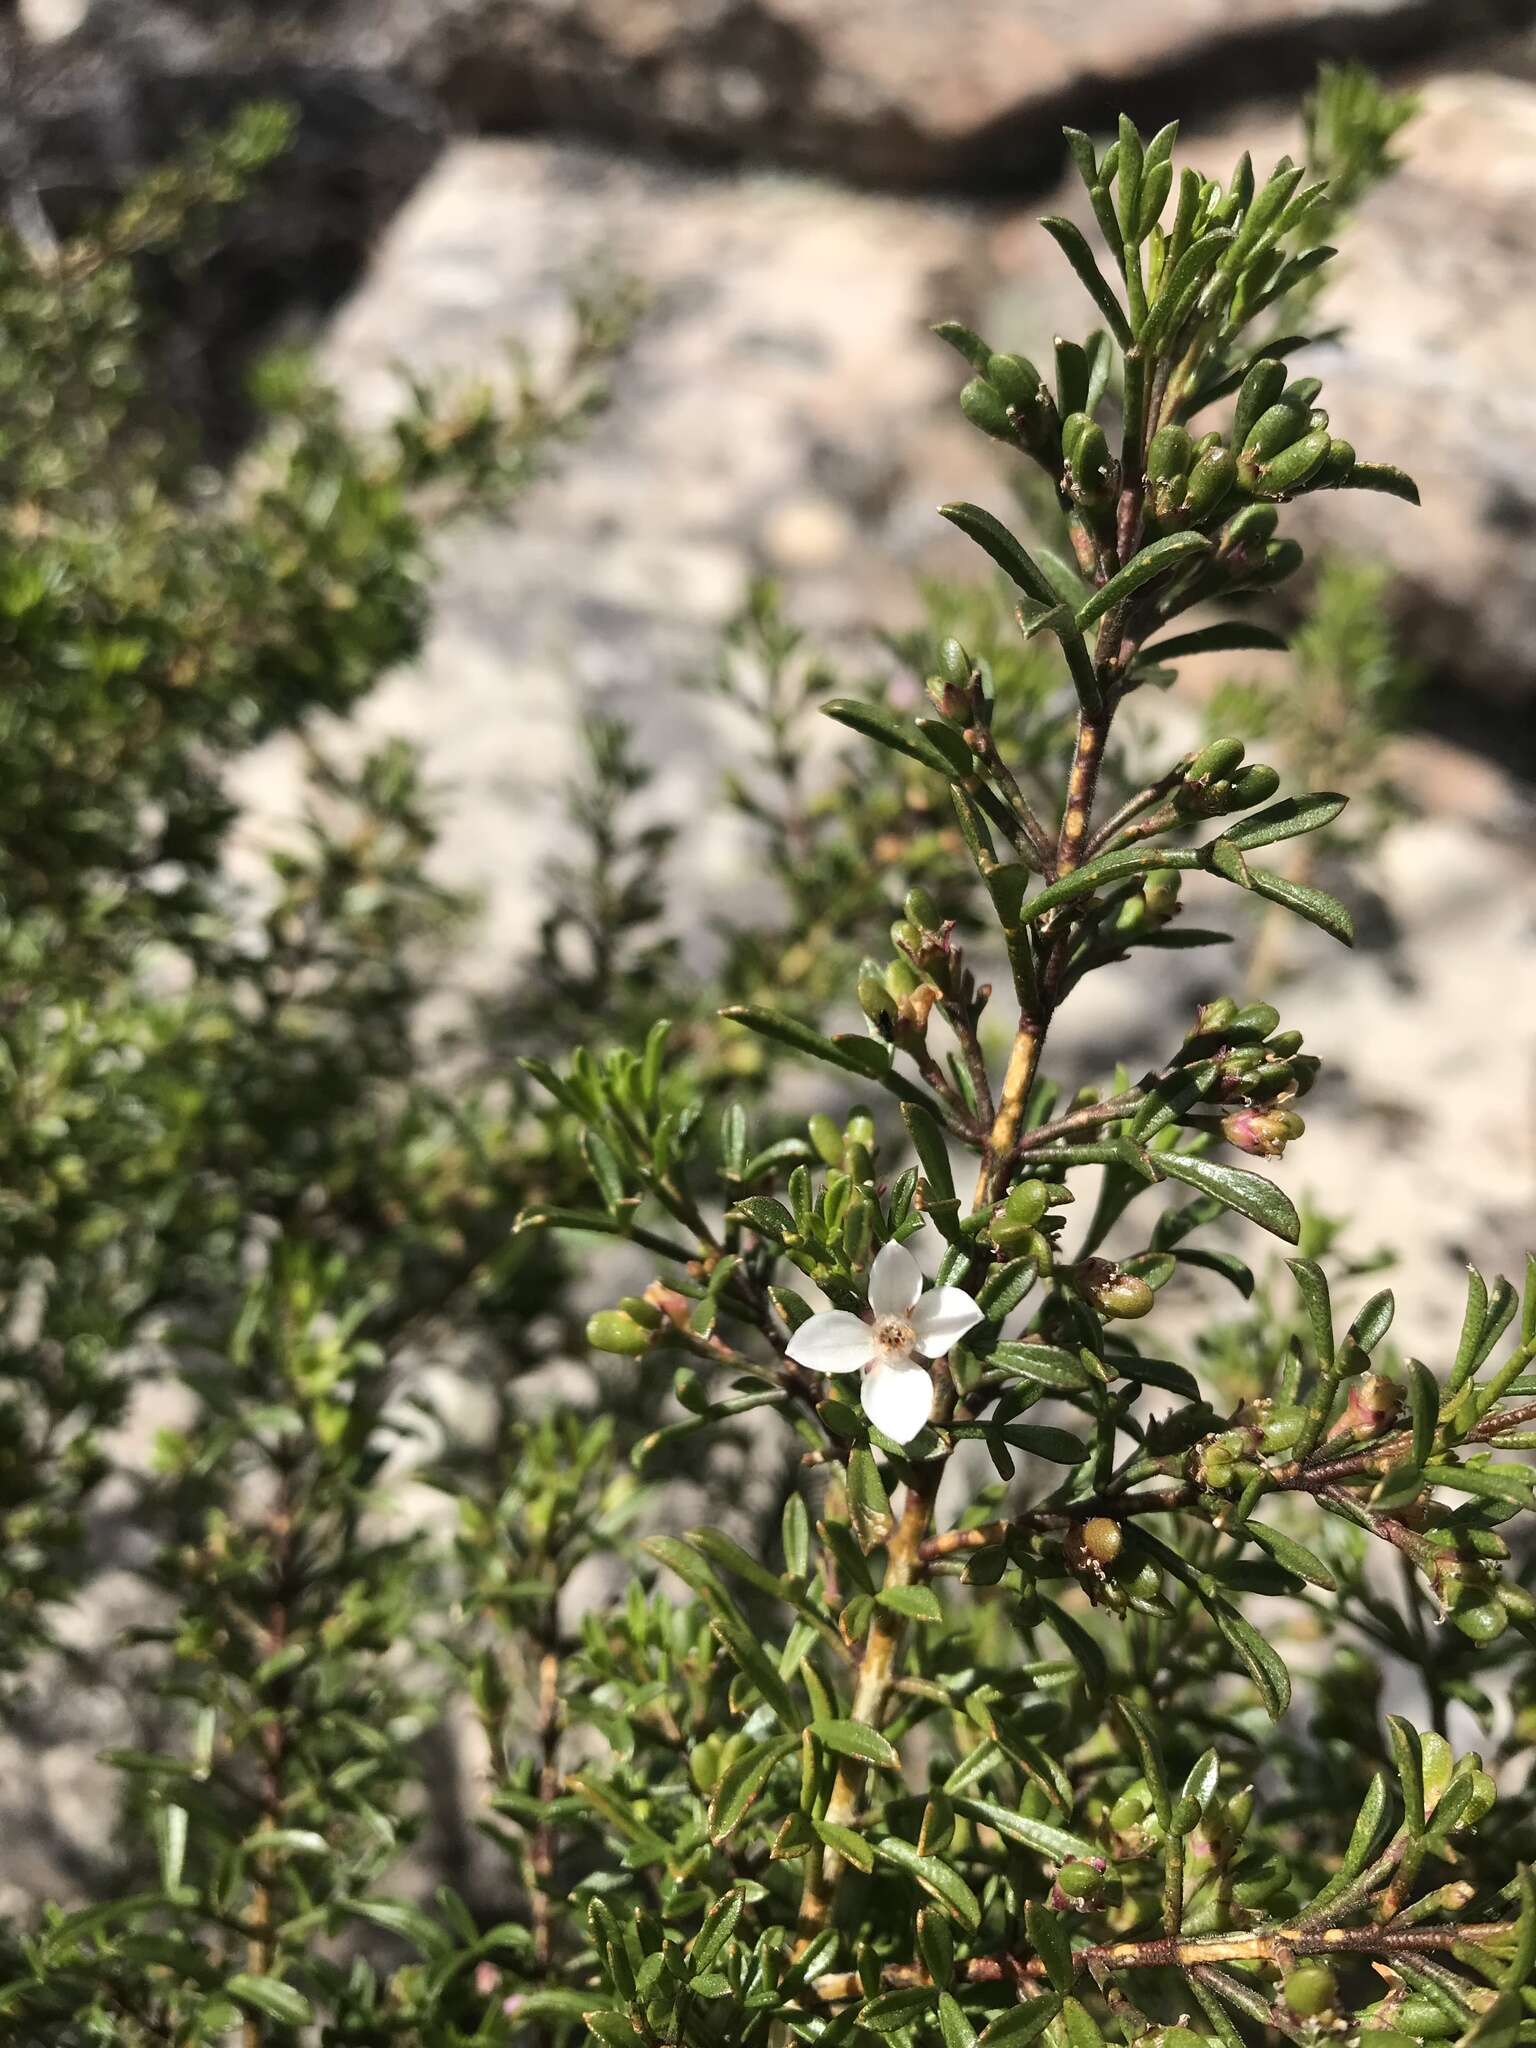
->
[953,1795,1097,1865]
[225,1976,312,2027]
[708,1735,799,1843]
[1223,792,1347,852]
[1136,621,1289,664]
[1075,533,1210,629]
[1247,867,1354,945]
[1157,1151,1300,1242]
[874,1838,983,1930]
[1242,1519,1336,1591]
[822,697,955,776]
[1039,217,1134,346]
[811,1719,901,1770]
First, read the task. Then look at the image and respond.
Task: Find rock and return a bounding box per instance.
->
[38,0,1535,191]
[257,136,996,972]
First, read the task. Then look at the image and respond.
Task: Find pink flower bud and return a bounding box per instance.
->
[1221,1107,1304,1157]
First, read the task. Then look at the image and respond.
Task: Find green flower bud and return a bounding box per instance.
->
[689,1734,723,1793]
[1182,444,1237,518]
[858,969,897,1028]
[1248,537,1305,586]
[1196,987,1245,1024]
[618,1294,664,1329]
[1220,503,1278,551]
[1147,423,1194,483]
[1232,357,1288,450]
[1065,413,1112,498]
[938,636,972,685]
[986,351,1044,411]
[1188,736,1246,783]
[960,376,1015,441]
[1451,1596,1508,1645]
[1230,762,1281,805]
[1317,437,1356,486]
[1143,867,1181,918]
[891,918,923,956]
[1229,1001,1280,1038]
[1283,1965,1337,2017]
[905,885,943,931]
[1266,1029,1304,1057]
[886,957,922,999]
[1005,1179,1051,1227]
[1286,376,1322,407]
[847,1112,877,1149]
[1055,1859,1104,1901]
[587,1310,652,1357]
[1261,425,1331,494]
[1393,1997,1461,2039]
[808,1112,844,1167]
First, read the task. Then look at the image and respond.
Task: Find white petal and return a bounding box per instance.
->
[862,1357,934,1445]
[868,1239,922,1318]
[909,1285,986,1359]
[785,1310,874,1377]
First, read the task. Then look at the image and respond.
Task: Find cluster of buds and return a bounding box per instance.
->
[986,1173,1072,1275]
[924,632,988,728]
[1174,736,1279,819]
[1232,356,1356,499]
[943,332,1062,469]
[860,882,990,1062]
[1145,422,1237,531]
[1176,991,1317,1158]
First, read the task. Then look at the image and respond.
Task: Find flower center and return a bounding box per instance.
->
[872,1314,915,1359]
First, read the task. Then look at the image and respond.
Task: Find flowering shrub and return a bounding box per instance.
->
[6,74,1536,2048]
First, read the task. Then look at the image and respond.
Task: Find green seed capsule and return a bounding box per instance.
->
[1452,1596,1508,1645]
[1143,868,1181,917]
[1262,425,1331,493]
[618,1295,664,1329]
[905,885,942,931]
[587,1310,652,1357]
[1283,1965,1338,2017]
[808,1112,844,1166]
[1230,762,1280,805]
[1188,736,1246,783]
[1242,400,1308,462]
[1056,1859,1103,1900]
[1147,422,1194,482]
[1182,444,1237,518]
[938,636,971,685]
[1221,503,1279,550]
[1250,537,1305,586]
[1068,419,1112,496]
[1232,357,1288,450]
[1005,1179,1051,1227]
[960,376,1015,441]
[986,351,1043,411]
[1393,1996,1461,2039]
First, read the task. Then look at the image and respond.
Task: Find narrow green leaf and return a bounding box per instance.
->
[1341,461,1420,504]
[953,1794,1097,1864]
[940,1991,982,2048]
[847,1445,895,1552]
[938,501,1057,605]
[225,1976,312,2027]
[1387,1714,1426,1834]
[874,1838,983,1930]
[708,1735,799,1843]
[1157,1151,1300,1243]
[1408,1360,1439,1468]
[1025,1897,1075,1991]
[1136,621,1288,665]
[1288,1257,1335,1369]
[864,1988,939,2032]
[980,1995,1063,2047]
[1040,216,1134,346]
[1075,533,1210,628]
[1223,792,1347,852]
[1247,867,1355,944]
[878,1582,945,1623]
[344,1899,455,1956]
[822,697,955,775]
[1242,1519,1336,1591]
[1210,1600,1291,1717]
[1114,1698,1172,1828]
[811,1719,901,1770]
[813,1816,876,1871]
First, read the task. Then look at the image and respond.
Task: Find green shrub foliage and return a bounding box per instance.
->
[4,82,1536,2048]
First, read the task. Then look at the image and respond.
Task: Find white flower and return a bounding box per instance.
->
[784,1236,984,1446]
